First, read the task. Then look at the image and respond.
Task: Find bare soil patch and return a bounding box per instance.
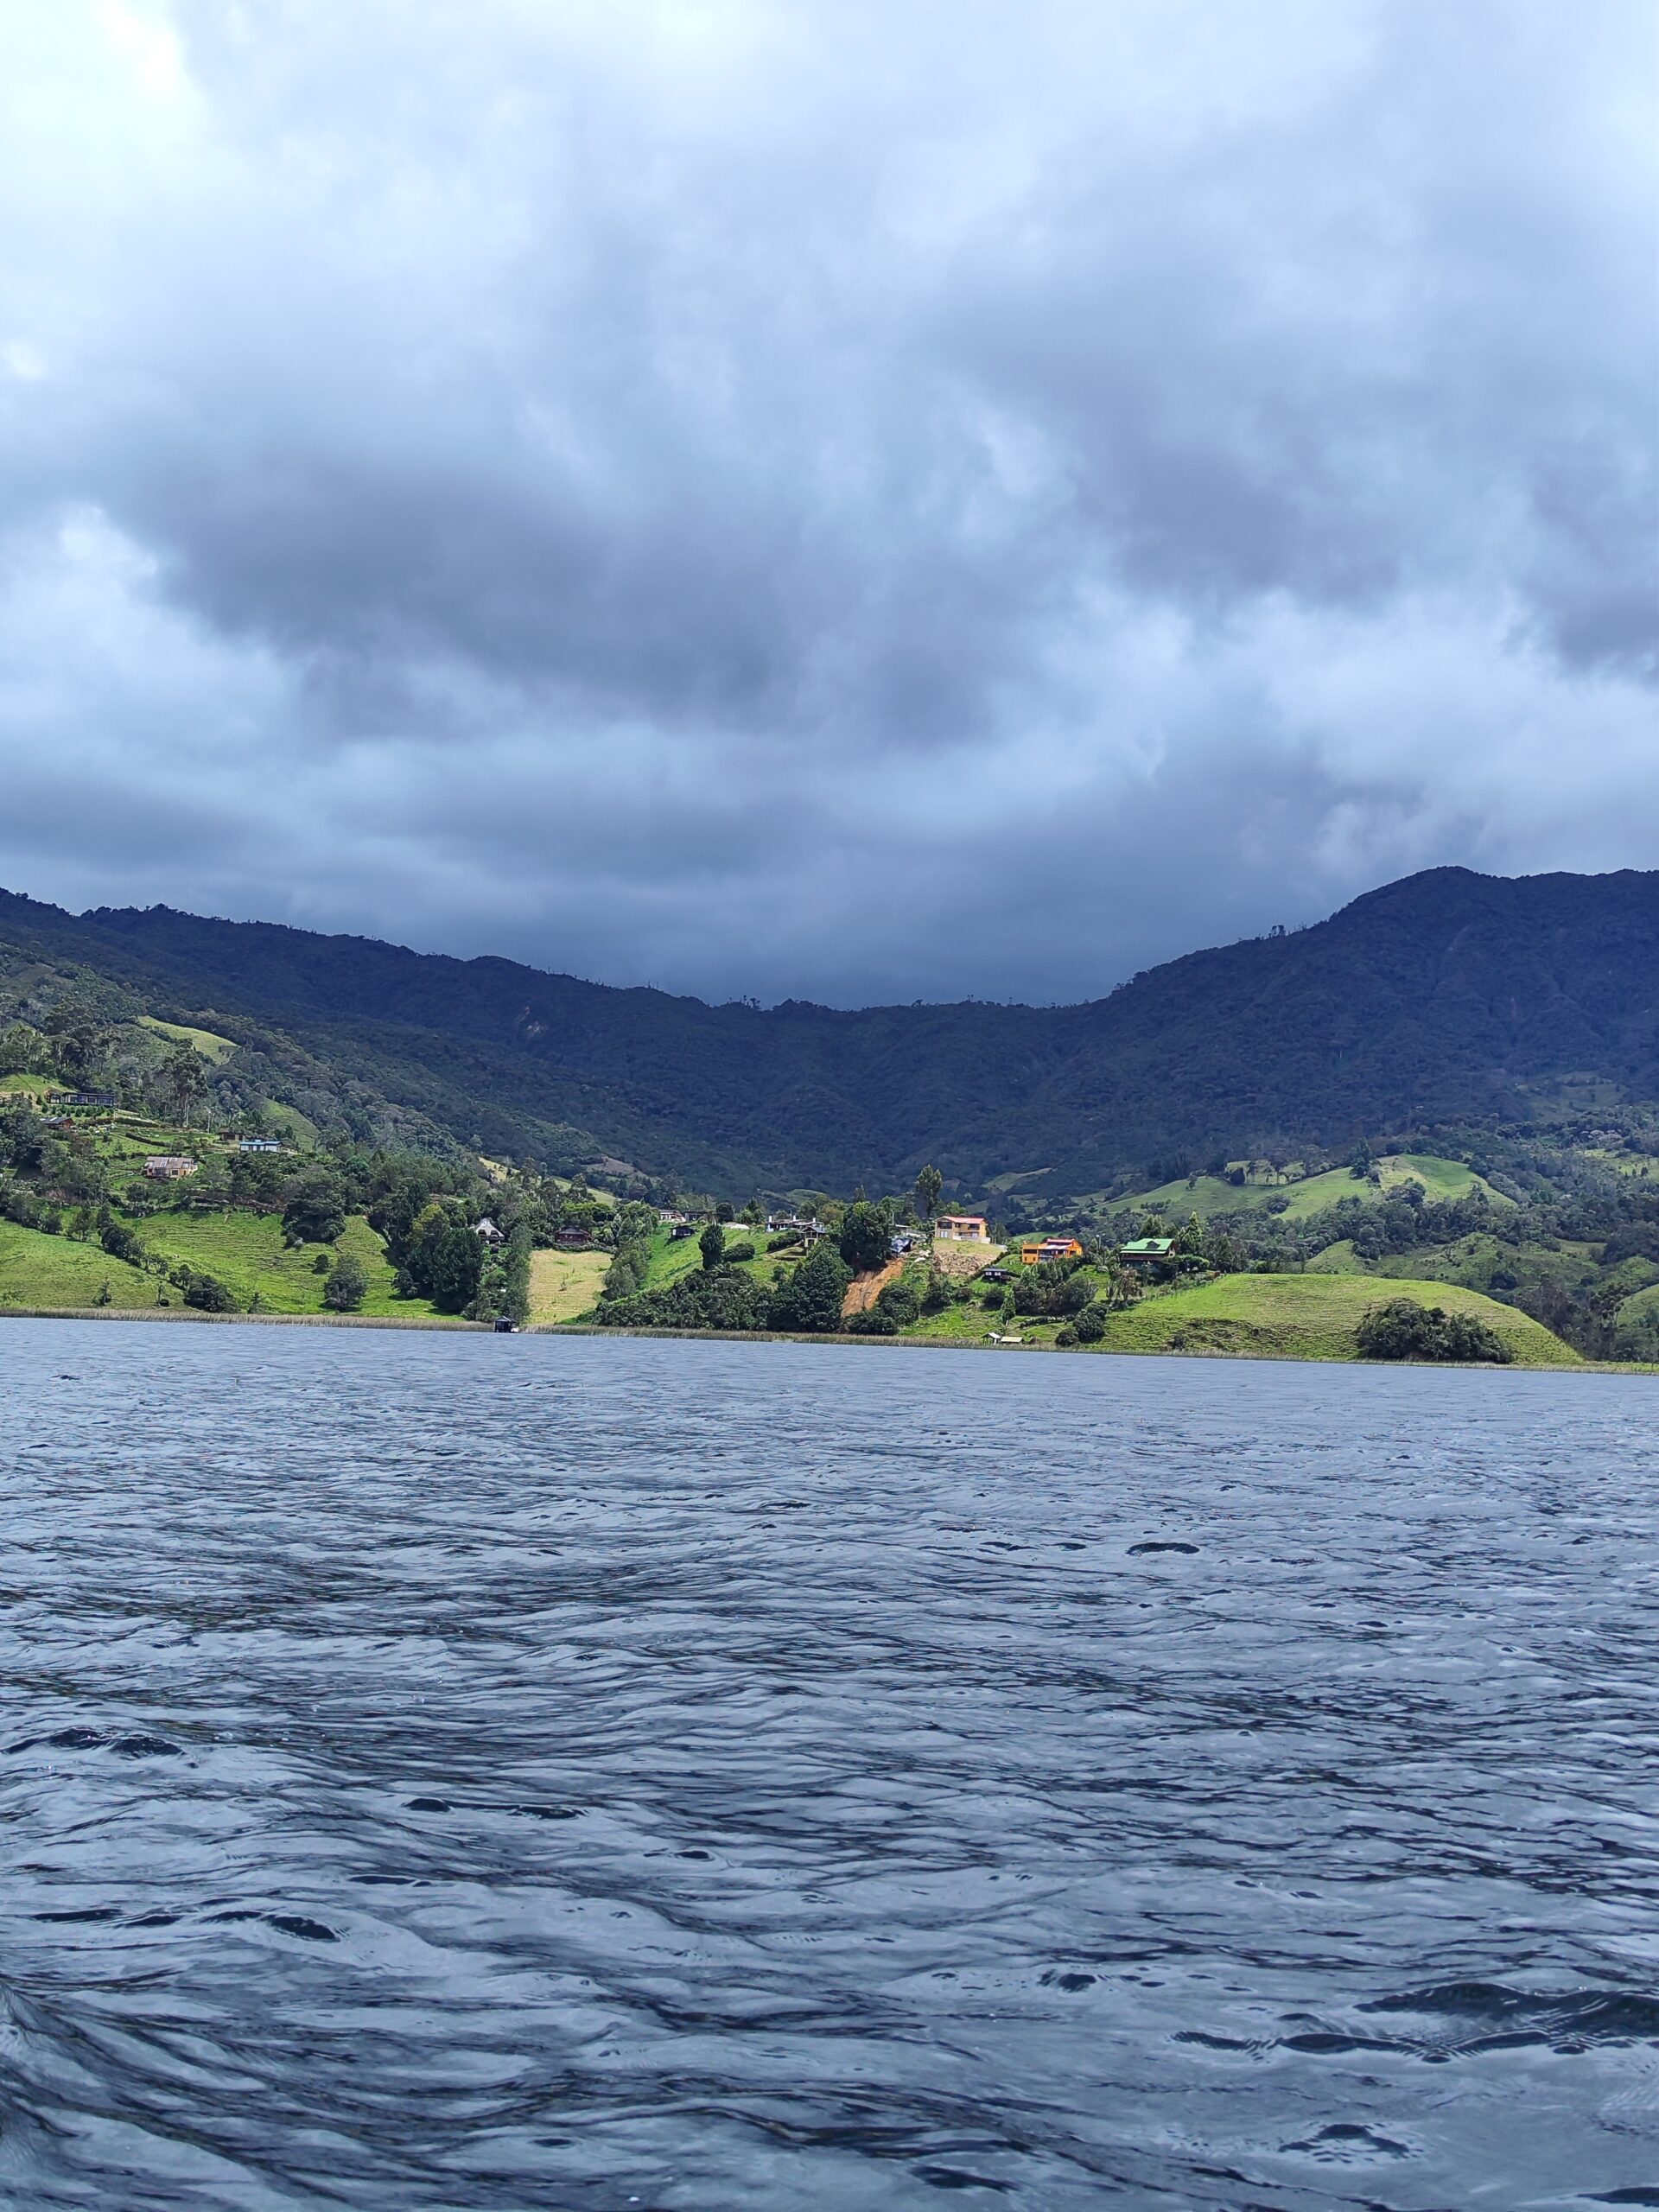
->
[842,1257,906,1317]
[931,1237,1002,1279]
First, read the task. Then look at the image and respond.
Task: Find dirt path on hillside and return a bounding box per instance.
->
[842,1256,906,1317]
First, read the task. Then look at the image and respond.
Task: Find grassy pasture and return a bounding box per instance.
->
[130,1211,423,1315]
[527,1249,609,1325]
[642,1228,789,1296]
[1075,1272,1576,1366]
[1122,1153,1509,1226]
[138,1015,239,1065]
[0,1221,156,1309]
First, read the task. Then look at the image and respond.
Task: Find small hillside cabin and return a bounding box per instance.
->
[143,1156,198,1179]
[1020,1235,1084,1266]
[1118,1236,1175,1266]
[938,1214,988,1241]
[238,1137,283,1154]
[474,1217,505,1245]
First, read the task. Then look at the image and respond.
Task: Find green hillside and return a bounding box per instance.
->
[135,1212,427,1317]
[0,1220,156,1310]
[1122,1153,1507,1225]
[1065,1273,1577,1367]
[0,1210,436,1319]
[138,1014,238,1064]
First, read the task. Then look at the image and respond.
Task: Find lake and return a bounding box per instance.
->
[3,1321,1658,2209]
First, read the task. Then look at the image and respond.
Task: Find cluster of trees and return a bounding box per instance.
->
[599,1233,855,1335]
[1356,1298,1512,1364]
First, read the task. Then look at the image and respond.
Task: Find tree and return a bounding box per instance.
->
[323,1253,368,1312]
[0,1023,43,1077]
[283,1169,347,1246]
[610,1200,659,1246]
[502,1221,533,1325]
[768,1241,851,1332]
[838,1200,891,1274]
[423,1224,486,1313]
[163,1042,208,1127]
[915,1164,943,1222]
[699,1221,726,1271]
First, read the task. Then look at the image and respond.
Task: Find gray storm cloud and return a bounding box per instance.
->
[0,0,1652,1003]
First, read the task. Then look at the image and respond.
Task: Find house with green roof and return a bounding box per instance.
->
[1118,1236,1175,1266]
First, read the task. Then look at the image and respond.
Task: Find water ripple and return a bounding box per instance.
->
[3,1323,1659,2205]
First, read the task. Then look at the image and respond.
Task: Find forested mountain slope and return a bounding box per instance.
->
[3,867,1657,1195]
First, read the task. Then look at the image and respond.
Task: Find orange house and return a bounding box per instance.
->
[1020,1235,1084,1266]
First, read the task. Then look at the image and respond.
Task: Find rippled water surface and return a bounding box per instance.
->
[4,1323,1659,2207]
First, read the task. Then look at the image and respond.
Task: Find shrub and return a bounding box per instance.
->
[1071,1299,1110,1344]
[175,1267,236,1313]
[100,1220,143,1264]
[874,1275,922,1327]
[722,1240,755,1262]
[699,1222,726,1271]
[1356,1298,1513,1364]
[323,1253,368,1312]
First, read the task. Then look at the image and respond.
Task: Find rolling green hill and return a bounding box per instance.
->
[1066,1273,1576,1367]
[0,1210,437,1319]
[0,1221,156,1310]
[1119,1153,1509,1225]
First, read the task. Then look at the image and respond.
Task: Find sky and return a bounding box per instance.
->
[0,0,1653,1007]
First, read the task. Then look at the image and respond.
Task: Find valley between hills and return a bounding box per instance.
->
[5,866,1659,1368]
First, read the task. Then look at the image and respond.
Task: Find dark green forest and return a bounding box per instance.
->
[4,866,1659,1197]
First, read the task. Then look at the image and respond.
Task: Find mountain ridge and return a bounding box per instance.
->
[3,866,1658,1195]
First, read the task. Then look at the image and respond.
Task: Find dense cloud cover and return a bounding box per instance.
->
[0,1,1653,1003]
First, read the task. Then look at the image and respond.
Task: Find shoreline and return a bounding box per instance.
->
[2,1303,1654,1373]
[0,1306,486,1331]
